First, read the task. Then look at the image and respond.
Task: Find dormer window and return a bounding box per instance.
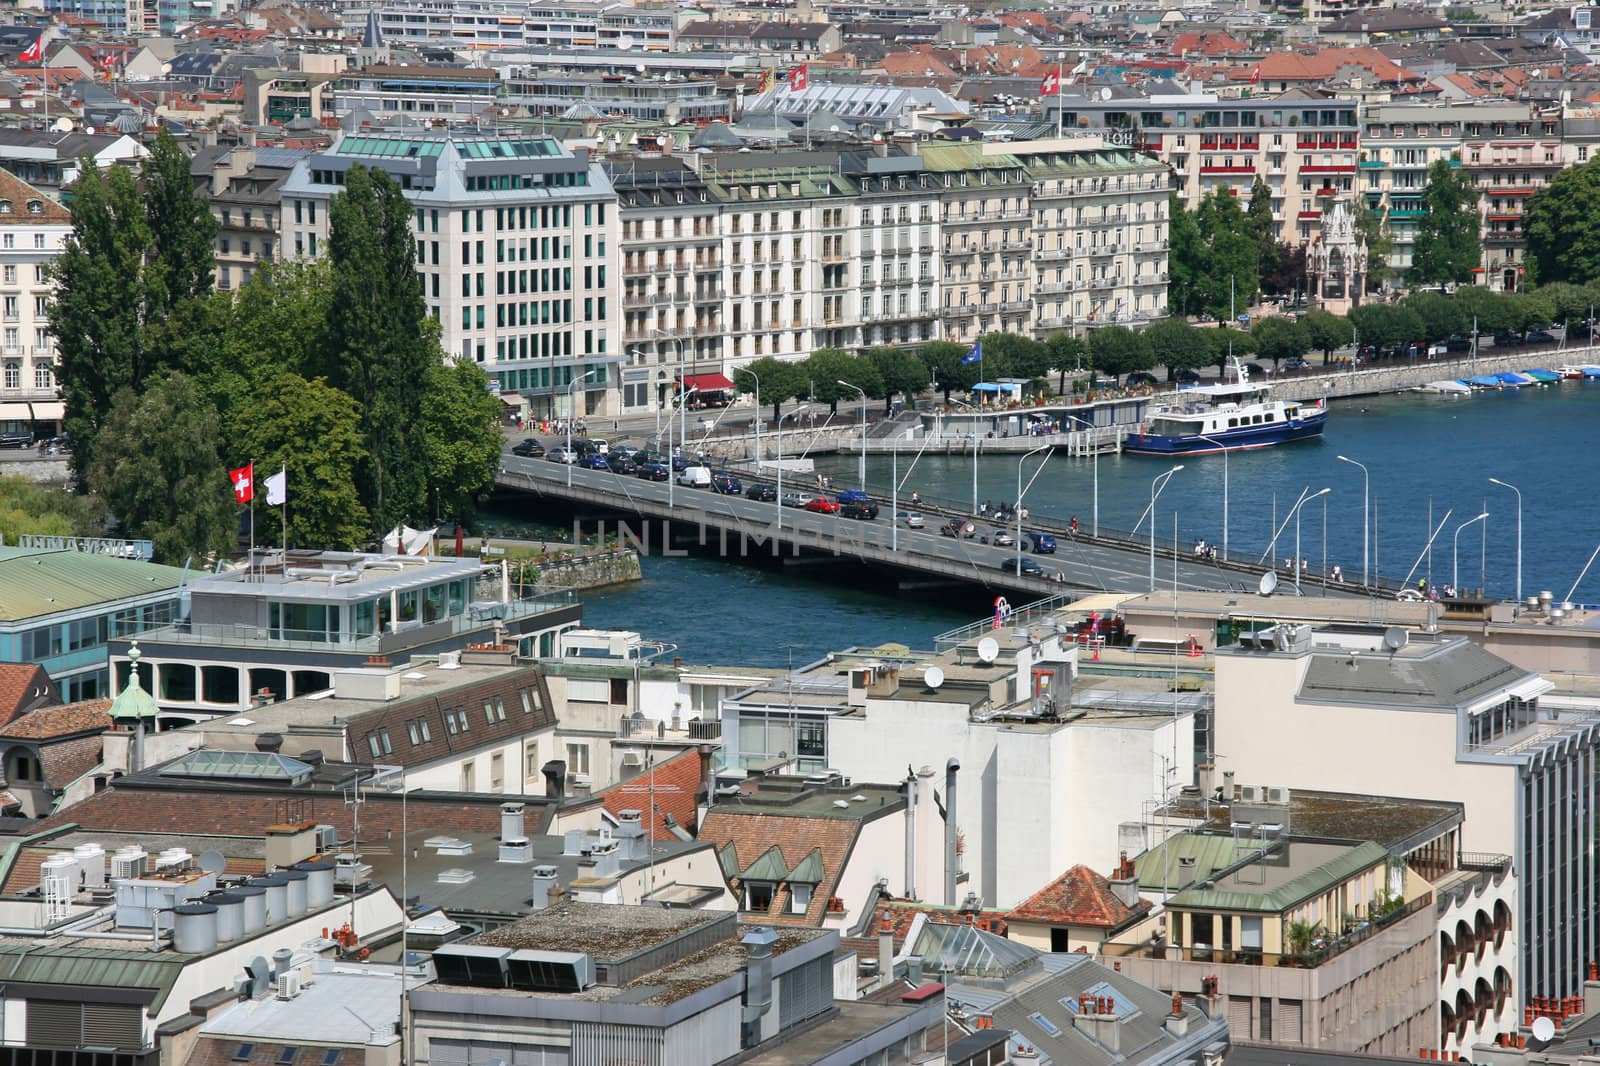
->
[0,201,13,214]
[744,881,775,911]
[25,201,40,215]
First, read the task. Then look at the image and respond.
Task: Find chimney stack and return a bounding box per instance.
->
[944,758,959,905]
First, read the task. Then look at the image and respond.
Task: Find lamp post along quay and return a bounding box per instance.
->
[1488,477,1522,602]
[1338,455,1369,587]
[1148,466,1183,592]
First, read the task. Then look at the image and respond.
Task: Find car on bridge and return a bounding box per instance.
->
[996,557,1045,577]
[1282,357,1311,371]
[835,489,870,504]
[635,462,670,482]
[782,492,816,508]
[546,447,578,464]
[840,500,878,520]
[940,520,977,538]
[1022,532,1057,554]
[804,497,841,515]
[746,484,778,502]
[980,529,1014,547]
[676,466,713,488]
[896,511,925,529]
[577,455,611,471]
[606,455,638,475]
[511,438,545,458]
[710,472,743,495]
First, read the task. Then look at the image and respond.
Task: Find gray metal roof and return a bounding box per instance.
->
[199,969,400,1044]
[1296,637,1539,711]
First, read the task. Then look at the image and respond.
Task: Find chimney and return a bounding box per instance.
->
[741,927,778,1041]
[498,802,532,863]
[541,759,567,798]
[243,127,257,148]
[1222,770,1235,799]
[872,136,887,157]
[1072,995,1121,1051]
[1586,962,1600,1017]
[944,758,960,905]
[1176,856,1197,889]
[903,773,917,900]
[907,955,924,985]
[529,865,558,909]
[264,822,320,870]
[878,910,894,981]
[1109,873,1141,909]
[1165,992,1190,1037]
[255,732,284,753]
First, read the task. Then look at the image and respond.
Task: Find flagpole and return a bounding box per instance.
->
[1056,58,1063,139]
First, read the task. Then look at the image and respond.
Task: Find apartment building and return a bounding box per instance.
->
[1212,624,1600,1010]
[1011,138,1171,332]
[192,136,302,292]
[1362,103,1562,291]
[280,130,622,418]
[841,148,943,350]
[503,73,729,122]
[332,65,502,125]
[922,142,1033,344]
[366,0,537,49]
[0,170,68,440]
[1048,92,1361,247]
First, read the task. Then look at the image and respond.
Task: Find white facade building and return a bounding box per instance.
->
[0,170,69,438]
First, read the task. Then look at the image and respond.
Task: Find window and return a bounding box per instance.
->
[278,1049,299,1065]
[460,761,475,790]
[610,677,628,705]
[232,1046,254,1063]
[745,881,774,911]
[790,883,812,913]
[322,1052,341,1066]
[490,751,504,792]
[566,742,590,775]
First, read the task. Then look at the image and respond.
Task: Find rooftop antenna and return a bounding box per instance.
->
[976,636,999,663]
[923,666,945,691]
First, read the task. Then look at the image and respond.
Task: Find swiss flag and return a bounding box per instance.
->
[19,36,42,65]
[230,463,254,504]
[1248,65,1262,85]
[789,63,808,92]
[1040,69,1061,96]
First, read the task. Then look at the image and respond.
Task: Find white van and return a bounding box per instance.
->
[676,465,712,488]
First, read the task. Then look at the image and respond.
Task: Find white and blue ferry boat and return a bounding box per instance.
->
[1125,361,1328,456]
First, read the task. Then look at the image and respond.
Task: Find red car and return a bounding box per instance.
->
[804,497,841,514]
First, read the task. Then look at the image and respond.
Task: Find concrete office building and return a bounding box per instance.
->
[281,130,622,419]
[1211,624,1595,1006]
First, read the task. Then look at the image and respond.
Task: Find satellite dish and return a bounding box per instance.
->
[1259,571,1279,597]
[197,849,226,875]
[977,637,1000,663]
[1383,626,1408,652]
[1100,86,1113,100]
[1532,1017,1556,1043]
[924,666,945,690]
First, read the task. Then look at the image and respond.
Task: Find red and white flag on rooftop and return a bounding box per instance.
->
[789,63,809,91]
[19,36,42,64]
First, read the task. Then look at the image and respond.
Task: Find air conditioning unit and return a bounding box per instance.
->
[1236,785,1262,803]
[315,825,338,852]
[110,848,147,880]
[1265,787,1287,804]
[277,972,303,1000]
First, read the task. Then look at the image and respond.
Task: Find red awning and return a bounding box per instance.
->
[683,373,736,392]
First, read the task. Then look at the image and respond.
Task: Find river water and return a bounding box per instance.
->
[505,382,1600,665]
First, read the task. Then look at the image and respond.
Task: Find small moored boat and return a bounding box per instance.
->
[1422,380,1472,396]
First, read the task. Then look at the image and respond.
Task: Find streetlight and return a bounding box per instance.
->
[1336,455,1369,587]
[948,398,980,515]
[665,385,698,510]
[1453,511,1490,594]
[836,380,867,492]
[1017,443,1051,572]
[1196,435,1228,561]
[1488,477,1522,601]
[1289,487,1331,595]
[650,328,686,460]
[565,367,603,488]
[1148,465,1184,592]
[773,407,809,530]
[1067,414,1099,538]
[735,366,761,472]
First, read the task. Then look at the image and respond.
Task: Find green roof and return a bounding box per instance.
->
[717,841,739,878]
[0,944,189,1009]
[786,847,824,884]
[1166,840,1390,915]
[1132,834,1252,891]
[108,666,158,720]
[740,845,790,882]
[0,547,185,623]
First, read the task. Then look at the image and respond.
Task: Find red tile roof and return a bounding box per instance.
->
[0,698,111,740]
[1006,865,1150,929]
[596,746,706,837]
[698,809,865,926]
[0,664,56,727]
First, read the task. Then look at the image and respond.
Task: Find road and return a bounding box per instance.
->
[498,451,1317,598]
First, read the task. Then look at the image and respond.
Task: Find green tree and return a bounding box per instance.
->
[1411,160,1481,285]
[737,356,807,421]
[1251,317,1308,367]
[1356,205,1394,292]
[1531,281,1592,327]
[1503,290,1556,336]
[1527,157,1600,286]
[85,373,235,564]
[1349,304,1423,354]
[1044,333,1088,394]
[1246,179,1278,284]
[1451,285,1512,335]
[982,332,1048,381]
[1204,327,1256,372]
[140,128,216,320]
[800,348,881,413]
[1194,189,1260,320]
[49,162,151,486]
[0,476,105,541]
[1087,326,1154,381]
[326,164,435,535]
[1301,308,1349,363]
[919,341,977,400]
[237,373,369,549]
[1167,193,1204,317]
[866,346,929,412]
[1144,317,1211,380]
[1401,291,1466,343]
[424,360,503,526]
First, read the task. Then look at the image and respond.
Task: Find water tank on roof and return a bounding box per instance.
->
[293,861,335,908]
[235,885,267,933]
[281,868,308,917]
[173,903,218,953]
[209,892,244,943]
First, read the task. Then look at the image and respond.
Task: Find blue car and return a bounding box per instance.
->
[835,489,870,504]
[577,455,611,470]
[1024,532,1057,554]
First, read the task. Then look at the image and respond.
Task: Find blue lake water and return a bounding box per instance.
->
[519,382,1600,665]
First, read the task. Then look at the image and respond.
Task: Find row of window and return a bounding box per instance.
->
[231,1044,341,1065]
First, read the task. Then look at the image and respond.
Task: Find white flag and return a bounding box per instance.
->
[264,466,286,507]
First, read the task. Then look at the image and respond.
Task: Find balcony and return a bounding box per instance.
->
[1036,280,1074,295]
[977,302,999,314]
[1089,275,1124,290]
[1001,299,1031,313]
[623,292,668,308]
[1038,247,1072,261]
[944,245,976,258]
[1037,316,1070,329]
[1134,240,1169,253]
[694,288,726,302]
[1003,238,1030,250]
